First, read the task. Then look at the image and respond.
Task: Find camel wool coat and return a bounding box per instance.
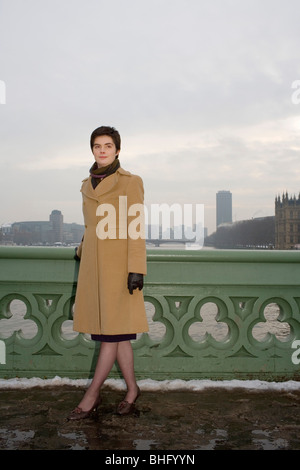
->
[73,167,149,336]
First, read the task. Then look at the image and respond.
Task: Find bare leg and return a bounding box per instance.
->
[116,341,139,403]
[77,342,118,411]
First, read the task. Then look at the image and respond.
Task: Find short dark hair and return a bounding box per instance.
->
[90,126,121,152]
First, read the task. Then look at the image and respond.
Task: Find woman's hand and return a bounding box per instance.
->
[127,273,143,294]
[74,247,81,261]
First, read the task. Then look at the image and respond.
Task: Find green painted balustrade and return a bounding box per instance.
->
[1,246,300,381]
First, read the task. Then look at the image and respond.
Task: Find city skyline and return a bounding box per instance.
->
[1,188,279,238]
[0,188,290,237]
[1,1,300,235]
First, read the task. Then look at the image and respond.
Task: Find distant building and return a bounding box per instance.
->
[216,190,232,227]
[49,210,63,243]
[275,193,300,249]
[2,210,84,246]
[12,220,52,245]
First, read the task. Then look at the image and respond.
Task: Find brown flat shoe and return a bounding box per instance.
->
[117,386,141,415]
[68,396,102,421]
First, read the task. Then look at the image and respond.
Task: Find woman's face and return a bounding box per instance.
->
[92,135,119,168]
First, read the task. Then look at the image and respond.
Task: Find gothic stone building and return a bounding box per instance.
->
[275,193,300,249]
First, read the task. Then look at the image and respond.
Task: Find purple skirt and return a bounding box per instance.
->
[91,334,136,342]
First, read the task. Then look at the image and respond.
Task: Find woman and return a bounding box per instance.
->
[69,126,148,420]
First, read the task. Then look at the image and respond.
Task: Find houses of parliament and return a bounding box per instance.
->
[275,193,300,249]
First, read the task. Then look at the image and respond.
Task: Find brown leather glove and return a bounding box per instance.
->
[74,247,80,261]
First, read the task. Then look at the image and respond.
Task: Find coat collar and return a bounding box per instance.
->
[81,167,131,200]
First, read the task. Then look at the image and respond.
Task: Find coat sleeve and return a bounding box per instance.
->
[126,175,147,275]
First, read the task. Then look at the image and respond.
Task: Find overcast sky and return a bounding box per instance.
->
[1,0,300,234]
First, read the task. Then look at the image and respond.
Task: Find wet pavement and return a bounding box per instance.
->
[1,384,300,452]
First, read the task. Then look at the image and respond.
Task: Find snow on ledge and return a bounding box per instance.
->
[0,376,300,392]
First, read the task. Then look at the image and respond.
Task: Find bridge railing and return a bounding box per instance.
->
[0,246,300,381]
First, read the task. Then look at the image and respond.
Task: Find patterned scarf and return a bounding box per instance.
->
[89,159,120,189]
